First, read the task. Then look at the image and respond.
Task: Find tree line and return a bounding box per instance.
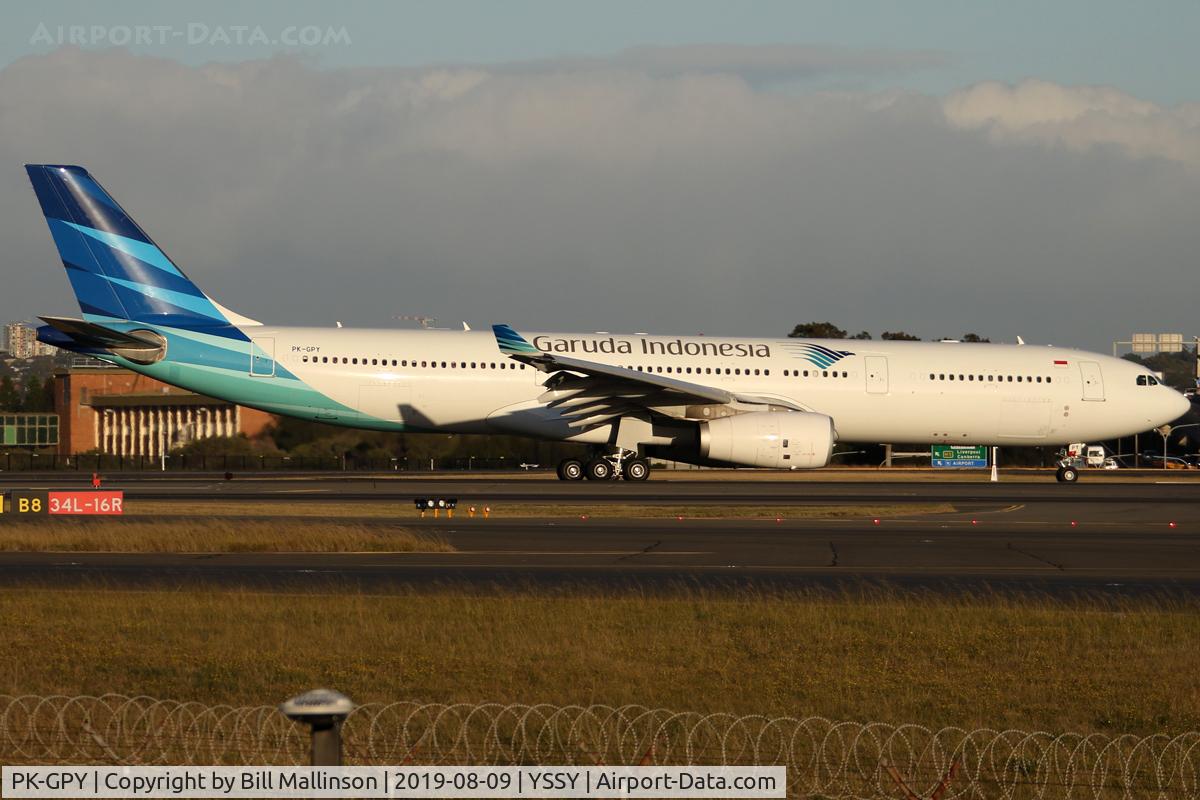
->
[0,375,55,413]
[788,322,989,342]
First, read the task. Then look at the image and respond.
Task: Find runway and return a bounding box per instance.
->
[2,475,1199,595]
[5,472,1200,505]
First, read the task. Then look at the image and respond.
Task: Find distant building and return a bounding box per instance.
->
[53,365,276,457]
[4,322,58,359]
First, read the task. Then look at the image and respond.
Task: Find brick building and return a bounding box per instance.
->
[53,364,275,457]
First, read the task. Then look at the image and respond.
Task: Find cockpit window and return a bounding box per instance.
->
[1137,375,1160,386]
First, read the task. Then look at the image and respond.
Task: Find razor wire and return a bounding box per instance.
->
[1,695,1198,799]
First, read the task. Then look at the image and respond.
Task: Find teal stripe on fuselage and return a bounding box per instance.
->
[81,320,404,431]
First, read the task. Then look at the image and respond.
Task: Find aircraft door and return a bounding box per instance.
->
[864,356,889,394]
[1079,361,1105,401]
[250,337,275,377]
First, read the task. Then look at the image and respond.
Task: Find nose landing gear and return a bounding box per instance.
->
[1054,465,1079,483]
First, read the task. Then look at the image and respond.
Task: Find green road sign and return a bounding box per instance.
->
[931,445,989,467]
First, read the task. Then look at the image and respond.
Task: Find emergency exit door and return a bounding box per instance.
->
[864,356,889,394]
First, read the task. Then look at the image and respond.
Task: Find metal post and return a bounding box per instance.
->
[990,446,998,482]
[309,719,342,766]
[883,444,893,468]
[280,689,354,767]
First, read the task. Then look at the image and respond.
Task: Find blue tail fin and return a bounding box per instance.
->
[25,164,251,330]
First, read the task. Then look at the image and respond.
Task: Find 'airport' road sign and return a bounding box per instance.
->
[932,445,988,468]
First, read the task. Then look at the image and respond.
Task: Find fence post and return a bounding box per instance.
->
[280,689,354,766]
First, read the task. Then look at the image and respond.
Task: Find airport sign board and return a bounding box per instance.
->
[931,445,989,468]
[48,491,124,515]
[1,490,123,515]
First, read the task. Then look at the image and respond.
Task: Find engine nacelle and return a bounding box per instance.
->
[699,411,834,469]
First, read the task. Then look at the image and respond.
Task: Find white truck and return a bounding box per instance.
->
[1056,443,1119,481]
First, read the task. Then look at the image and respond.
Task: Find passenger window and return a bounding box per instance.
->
[754,369,760,376]
[822,371,828,378]
[1046,377,1052,383]
[987,375,993,381]
[949,374,955,381]
[765,369,771,376]
[968,375,974,381]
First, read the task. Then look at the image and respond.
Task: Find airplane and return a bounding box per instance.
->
[24,164,1190,483]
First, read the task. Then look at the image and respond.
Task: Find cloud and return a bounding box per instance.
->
[944,79,1200,166]
[1,47,1197,350]
[495,43,948,83]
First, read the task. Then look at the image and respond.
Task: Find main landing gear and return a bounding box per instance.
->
[556,451,650,481]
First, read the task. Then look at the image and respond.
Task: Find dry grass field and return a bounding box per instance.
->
[128,500,954,520]
[0,585,1195,736]
[0,501,953,552]
[0,518,451,553]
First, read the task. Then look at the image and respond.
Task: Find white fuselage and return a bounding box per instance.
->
[246,327,1187,447]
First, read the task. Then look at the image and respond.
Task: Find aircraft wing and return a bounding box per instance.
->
[492,324,802,429]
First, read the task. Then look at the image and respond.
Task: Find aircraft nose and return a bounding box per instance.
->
[1169,390,1192,421]
[1161,388,1190,424]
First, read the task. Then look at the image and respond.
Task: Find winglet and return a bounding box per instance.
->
[493,324,541,356]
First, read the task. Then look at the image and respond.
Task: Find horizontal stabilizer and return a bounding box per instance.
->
[38,316,167,364]
[39,317,161,350]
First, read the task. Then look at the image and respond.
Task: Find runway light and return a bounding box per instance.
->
[677,515,684,521]
[580,514,588,520]
[775,517,783,523]
[1070,521,1078,527]
[1169,521,1178,529]
[971,519,978,525]
[872,518,881,525]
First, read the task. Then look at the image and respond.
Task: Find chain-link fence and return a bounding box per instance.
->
[2,695,1198,798]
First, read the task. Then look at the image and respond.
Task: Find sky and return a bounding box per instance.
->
[1,1,1198,350]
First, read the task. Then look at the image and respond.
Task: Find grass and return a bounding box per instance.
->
[0,501,952,551]
[0,585,1195,736]
[129,500,956,520]
[0,518,452,553]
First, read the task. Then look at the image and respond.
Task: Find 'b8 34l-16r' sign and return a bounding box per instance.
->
[931,446,989,468]
[3,490,124,515]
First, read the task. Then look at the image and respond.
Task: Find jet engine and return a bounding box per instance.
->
[699,411,834,469]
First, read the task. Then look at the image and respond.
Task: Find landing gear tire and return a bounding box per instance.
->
[584,458,614,481]
[623,458,650,481]
[558,459,584,481]
[1056,466,1079,483]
